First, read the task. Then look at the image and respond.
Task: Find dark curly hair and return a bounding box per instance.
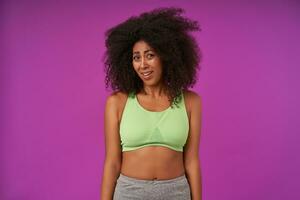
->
[103,7,202,108]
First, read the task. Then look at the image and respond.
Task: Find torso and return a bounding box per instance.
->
[116,90,191,180]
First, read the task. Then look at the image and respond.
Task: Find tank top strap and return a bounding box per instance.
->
[180,90,185,104]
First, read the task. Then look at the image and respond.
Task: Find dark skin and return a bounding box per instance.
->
[101,40,202,200]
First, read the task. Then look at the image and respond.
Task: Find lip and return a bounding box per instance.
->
[140,71,153,80]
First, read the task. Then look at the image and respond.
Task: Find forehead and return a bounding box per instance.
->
[132,40,154,53]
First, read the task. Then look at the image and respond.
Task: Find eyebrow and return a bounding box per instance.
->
[132,49,153,54]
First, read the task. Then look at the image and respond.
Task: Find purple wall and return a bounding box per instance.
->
[1,0,299,200]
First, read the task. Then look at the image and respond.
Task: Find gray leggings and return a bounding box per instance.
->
[113,173,191,200]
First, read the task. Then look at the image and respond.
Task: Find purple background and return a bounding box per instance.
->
[1,0,299,200]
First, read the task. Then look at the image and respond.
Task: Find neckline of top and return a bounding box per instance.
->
[133,91,183,113]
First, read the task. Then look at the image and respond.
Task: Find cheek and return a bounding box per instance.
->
[132,62,138,71]
[154,62,163,72]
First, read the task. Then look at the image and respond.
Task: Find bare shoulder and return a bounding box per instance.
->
[106,91,129,121]
[182,89,202,110]
[106,91,128,106]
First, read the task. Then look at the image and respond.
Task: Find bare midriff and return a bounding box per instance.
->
[120,146,185,180]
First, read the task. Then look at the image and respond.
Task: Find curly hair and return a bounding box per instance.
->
[103,7,202,108]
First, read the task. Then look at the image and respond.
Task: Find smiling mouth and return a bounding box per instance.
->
[141,71,153,79]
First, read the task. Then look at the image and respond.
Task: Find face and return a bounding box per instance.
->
[132,40,163,86]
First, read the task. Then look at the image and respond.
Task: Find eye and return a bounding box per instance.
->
[133,55,140,61]
[147,54,154,59]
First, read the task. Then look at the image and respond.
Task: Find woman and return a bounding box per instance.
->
[101,7,203,200]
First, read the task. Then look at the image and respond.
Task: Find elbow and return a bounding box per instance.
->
[184,157,200,172]
[104,158,122,172]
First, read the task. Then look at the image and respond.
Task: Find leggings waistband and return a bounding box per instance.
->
[117,173,187,184]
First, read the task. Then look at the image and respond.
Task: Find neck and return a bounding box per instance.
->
[141,84,168,98]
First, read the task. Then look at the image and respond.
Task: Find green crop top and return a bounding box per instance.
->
[119,91,189,152]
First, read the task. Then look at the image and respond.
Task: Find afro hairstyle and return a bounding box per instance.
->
[103,6,202,108]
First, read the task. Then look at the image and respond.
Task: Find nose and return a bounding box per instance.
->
[140,57,149,70]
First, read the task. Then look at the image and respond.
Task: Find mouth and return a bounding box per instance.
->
[140,71,153,79]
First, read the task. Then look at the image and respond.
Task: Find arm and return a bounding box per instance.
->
[183,92,203,200]
[101,94,122,200]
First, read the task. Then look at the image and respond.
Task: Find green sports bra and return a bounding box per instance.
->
[119,91,189,152]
